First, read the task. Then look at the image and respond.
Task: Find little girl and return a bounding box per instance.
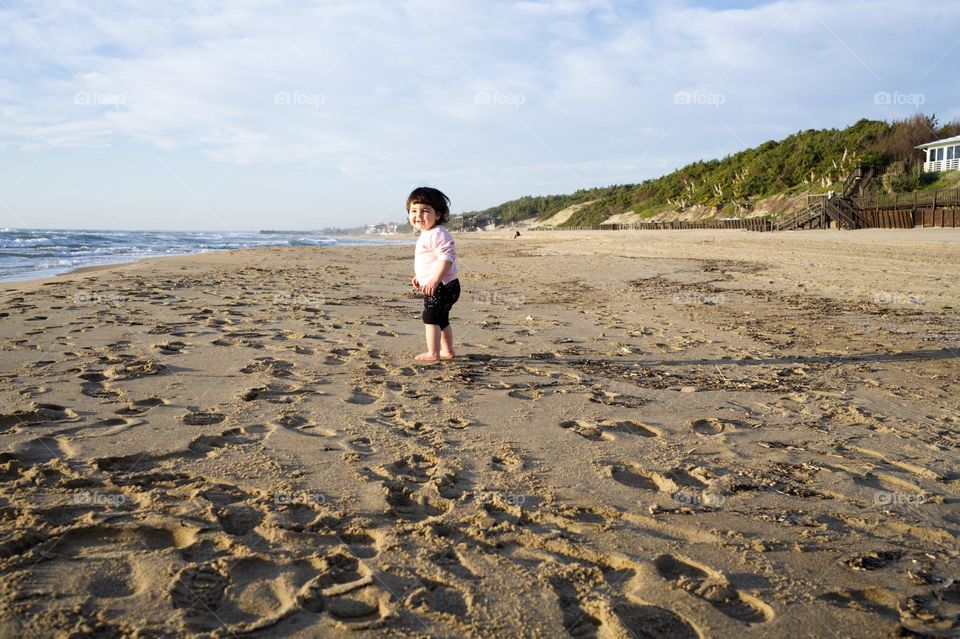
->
[407,187,460,362]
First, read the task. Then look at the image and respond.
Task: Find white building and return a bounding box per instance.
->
[917,134,960,172]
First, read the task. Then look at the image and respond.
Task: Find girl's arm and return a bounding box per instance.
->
[420,259,451,296]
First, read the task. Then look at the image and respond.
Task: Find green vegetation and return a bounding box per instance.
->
[462,114,960,227]
[463,188,622,224]
[917,170,960,192]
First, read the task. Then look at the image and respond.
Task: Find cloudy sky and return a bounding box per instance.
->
[1,0,958,231]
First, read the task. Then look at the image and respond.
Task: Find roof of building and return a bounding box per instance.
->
[916,134,960,149]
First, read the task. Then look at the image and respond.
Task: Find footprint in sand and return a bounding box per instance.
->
[562,419,658,441]
[819,587,901,619]
[240,357,296,378]
[689,417,743,436]
[101,357,166,381]
[841,550,902,571]
[0,402,79,433]
[364,363,387,376]
[171,562,227,617]
[188,425,272,455]
[555,505,612,525]
[346,436,375,455]
[270,413,337,438]
[241,383,314,404]
[78,371,123,400]
[508,388,544,401]
[367,411,424,437]
[171,556,334,634]
[653,554,773,624]
[382,454,436,484]
[337,529,382,560]
[605,463,710,497]
[380,482,446,521]
[344,387,378,405]
[604,420,660,438]
[330,346,360,359]
[560,419,610,441]
[490,447,525,472]
[115,396,168,416]
[404,578,469,617]
[215,504,263,535]
[182,411,226,426]
[611,601,701,639]
[153,340,189,355]
[4,435,78,463]
[362,452,452,521]
[16,384,50,398]
[588,387,650,409]
[607,463,660,490]
[549,574,700,639]
[315,578,393,629]
[446,417,472,430]
[148,323,186,336]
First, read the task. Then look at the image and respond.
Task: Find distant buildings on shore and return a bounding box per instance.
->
[365,223,400,235]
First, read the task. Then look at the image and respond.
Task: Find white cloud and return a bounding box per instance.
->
[1,0,959,226]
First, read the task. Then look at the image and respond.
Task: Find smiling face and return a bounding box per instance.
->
[408,202,438,231]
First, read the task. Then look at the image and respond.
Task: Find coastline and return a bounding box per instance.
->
[0,230,414,285]
[1,229,958,637]
[6,225,956,289]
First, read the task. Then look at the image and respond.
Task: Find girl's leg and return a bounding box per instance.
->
[416,324,442,361]
[440,325,455,358]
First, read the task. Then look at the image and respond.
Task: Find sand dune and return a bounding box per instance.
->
[1,230,958,637]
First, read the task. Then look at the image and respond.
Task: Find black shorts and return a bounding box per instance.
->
[422,279,460,329]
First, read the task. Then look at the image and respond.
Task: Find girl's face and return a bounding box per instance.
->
[408,203,438,231]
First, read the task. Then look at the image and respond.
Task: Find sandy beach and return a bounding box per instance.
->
[1,228,958,638]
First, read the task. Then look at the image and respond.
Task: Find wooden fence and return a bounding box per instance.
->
[531,218,773,232]
[599,218,773,231]
[856,207,959,228]
[851,187,960,228]
[853,187,960,211]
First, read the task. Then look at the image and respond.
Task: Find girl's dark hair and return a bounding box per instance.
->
[406,187,451,224]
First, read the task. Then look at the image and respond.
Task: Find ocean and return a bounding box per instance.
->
[0,228,410,282]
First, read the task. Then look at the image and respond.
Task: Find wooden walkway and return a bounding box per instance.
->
[852,188,960,228]
[773,182,960,231]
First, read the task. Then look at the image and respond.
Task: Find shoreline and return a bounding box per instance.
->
[4,225,957,288]
[6,227,958,310]
[1,235,416,286]
[0,229,405,282]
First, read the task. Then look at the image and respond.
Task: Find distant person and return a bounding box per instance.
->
[407,187,460,362]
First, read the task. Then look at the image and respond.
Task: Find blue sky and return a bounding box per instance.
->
[1,0,958,231]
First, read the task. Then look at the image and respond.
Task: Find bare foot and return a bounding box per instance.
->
[439,351,456,360]
[415,352,440,362]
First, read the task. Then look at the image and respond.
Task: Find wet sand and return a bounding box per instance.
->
[1,229,958,638]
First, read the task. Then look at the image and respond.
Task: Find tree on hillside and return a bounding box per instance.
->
[868,114,960,164]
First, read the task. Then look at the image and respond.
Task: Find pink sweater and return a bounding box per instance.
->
[415,226,458,285]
